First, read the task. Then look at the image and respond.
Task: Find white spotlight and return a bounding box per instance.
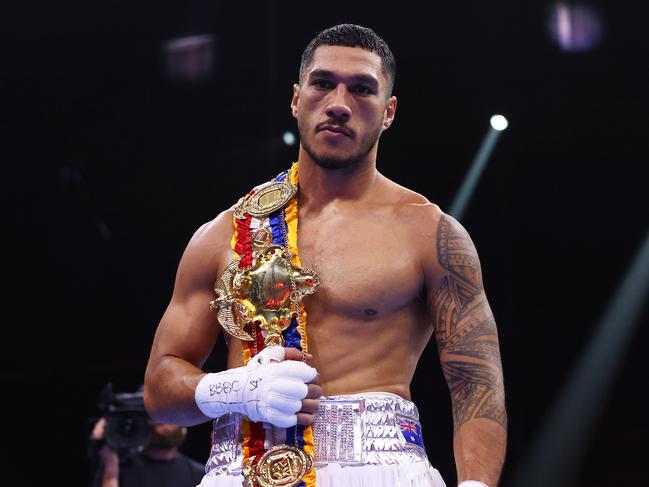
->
[283,131,296,146]
[490,114,509,131]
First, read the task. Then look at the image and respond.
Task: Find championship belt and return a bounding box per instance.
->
[210,163,318,487]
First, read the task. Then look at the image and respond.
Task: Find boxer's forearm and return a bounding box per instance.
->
[454,417,506,487]
[436,318,508,486]
[144,354,209,426]
[446,360,507,487]
[145,347,317,428]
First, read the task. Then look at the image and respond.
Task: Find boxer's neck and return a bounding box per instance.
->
[296,151,380,210]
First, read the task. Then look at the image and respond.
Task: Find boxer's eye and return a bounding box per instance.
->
[313,79,334,90]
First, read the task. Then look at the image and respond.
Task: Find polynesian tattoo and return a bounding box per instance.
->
[430,215,507,433]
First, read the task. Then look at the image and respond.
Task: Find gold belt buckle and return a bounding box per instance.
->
[244,444,313,487]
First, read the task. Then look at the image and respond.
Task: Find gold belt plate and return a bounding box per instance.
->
[247,444,313,487]
[235,181,297,219]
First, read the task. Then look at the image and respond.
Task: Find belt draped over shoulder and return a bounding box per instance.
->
[224,162,317,487]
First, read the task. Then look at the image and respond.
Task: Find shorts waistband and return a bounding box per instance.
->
[205,392,429,476]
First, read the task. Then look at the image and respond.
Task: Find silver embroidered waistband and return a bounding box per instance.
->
[204,392,429,477]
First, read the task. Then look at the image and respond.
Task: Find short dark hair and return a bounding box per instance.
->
[299,24,396,96]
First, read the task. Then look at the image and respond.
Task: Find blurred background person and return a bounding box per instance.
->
[88,385,205,487]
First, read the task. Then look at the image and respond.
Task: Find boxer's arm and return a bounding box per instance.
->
[425,213,507,487]
[144,211,233,426]
[144,210,322,427]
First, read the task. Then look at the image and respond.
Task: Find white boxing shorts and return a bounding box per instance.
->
[197,391,447,487]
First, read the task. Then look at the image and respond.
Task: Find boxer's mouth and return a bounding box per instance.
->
[317,124,353,137]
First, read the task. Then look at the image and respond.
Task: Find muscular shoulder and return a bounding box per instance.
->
[379,181,480,294]
[187,208,235,254]
[378,177,445,238]
[419,209,484,299]
[175,209,236,292]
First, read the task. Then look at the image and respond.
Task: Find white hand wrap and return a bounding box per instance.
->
[195,346,317,428]
[458,482,489,487]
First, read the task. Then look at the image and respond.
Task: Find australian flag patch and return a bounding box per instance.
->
[398,418,425,449]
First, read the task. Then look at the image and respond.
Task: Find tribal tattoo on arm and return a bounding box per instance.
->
[430,215,507,433]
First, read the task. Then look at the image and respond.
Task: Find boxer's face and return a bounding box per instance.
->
[291,45,396,170]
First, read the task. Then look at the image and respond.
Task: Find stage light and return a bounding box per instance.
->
[511,226,649,487]
[549,3,604,53]
[283,131,296,146]
[164,34,215,82]
[448,115,509,220]
[490,114,509,131]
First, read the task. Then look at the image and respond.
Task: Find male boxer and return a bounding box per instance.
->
[144,23,506,487]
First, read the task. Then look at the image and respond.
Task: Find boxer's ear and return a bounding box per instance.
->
[291,84,300,119]
[383,95,397,131]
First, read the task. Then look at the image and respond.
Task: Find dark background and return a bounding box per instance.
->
[3,1,648,485]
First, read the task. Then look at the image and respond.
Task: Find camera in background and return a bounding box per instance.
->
[97,383,151,457]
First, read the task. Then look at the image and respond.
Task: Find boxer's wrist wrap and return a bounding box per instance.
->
[458,481,489,487]
[195,367,251,417]
[195,346,317,428]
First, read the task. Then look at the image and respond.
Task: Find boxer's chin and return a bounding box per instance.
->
[302,144,366,170]
[300,127,381,171]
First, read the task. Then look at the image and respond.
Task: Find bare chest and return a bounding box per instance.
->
[297,212,423,319]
